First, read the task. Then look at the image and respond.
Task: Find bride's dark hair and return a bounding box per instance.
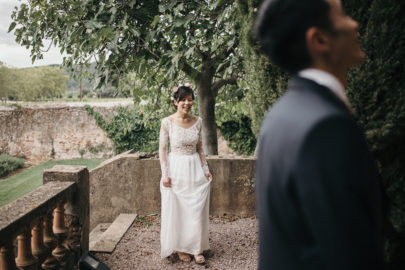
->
[172,86,195,109]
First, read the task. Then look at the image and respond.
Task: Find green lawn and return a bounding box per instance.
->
[0,159,104,207]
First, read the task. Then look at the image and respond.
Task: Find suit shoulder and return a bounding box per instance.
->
[260,93,350,143]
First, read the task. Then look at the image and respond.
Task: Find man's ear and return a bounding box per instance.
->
[306,27,331,55]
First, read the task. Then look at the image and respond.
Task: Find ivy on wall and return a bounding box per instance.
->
[84,105,159,154]
[219,116,257,155]
[343,0,405,268]
[236,0,289,137]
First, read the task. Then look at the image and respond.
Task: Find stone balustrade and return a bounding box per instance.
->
[0,165,89,270]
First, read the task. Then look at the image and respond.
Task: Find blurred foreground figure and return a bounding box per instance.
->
[255,0,384,269]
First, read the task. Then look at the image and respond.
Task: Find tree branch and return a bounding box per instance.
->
[212,75,238,96]
[39,39,54,53]
[195,46,210,59]
[215,60,230,74]
[213,42,238,62]
[181,61,199,78]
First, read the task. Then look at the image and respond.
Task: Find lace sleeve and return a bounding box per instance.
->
[196,118,210,174]
[159,118,170,179]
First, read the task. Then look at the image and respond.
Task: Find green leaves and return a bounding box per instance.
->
[85,20,104,29]
[338,0,405,266]
[9,0,240,93]
[7,22,16,33]
[184,47,194,59]
[0,154,26,178]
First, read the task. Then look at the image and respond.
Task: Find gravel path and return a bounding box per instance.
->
[95,215,258,270]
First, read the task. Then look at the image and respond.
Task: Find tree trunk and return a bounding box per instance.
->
[196,64,218,155]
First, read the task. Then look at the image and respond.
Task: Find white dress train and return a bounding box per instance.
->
[159,117,211,258]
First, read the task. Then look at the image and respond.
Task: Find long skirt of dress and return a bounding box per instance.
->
[160,152,211,258]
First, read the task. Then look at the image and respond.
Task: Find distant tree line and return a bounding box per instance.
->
[0,61,132,101]
[0,62,66,101]
[64,63,132,99]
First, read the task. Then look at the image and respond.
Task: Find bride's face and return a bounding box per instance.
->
[175,94,193,114]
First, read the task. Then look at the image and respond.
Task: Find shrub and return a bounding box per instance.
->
[219,116,257,155]
[88,143,106,154]
[0,154,26,178]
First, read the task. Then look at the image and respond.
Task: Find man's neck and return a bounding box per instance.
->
[298,68,354,114]
[309,64,348,88]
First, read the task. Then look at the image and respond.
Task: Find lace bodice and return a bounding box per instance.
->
[159,116,210,179]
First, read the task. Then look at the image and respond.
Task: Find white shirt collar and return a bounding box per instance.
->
[298,68,352,112]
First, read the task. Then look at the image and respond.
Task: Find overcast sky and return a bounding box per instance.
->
[0,0,64,68]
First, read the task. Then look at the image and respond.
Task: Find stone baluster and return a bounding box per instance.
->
[43,165,89,255]
[52,204,68,263]
[15,230,38,270]
[64,214,81,262]
[42,214,56,250]
[31,219,48,269]
[41,213,58,270]
[0,241,17,270]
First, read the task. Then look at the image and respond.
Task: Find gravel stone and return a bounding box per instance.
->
[95,215,258,270]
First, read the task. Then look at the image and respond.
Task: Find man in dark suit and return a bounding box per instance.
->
[255,0,384,269]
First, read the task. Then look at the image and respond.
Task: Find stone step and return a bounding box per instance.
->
[89,223,111,251]
[89,213,137,253]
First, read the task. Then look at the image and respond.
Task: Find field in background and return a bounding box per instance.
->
[0,159,104,207]
[0,98,133,105]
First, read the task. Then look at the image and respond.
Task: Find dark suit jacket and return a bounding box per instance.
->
[256,76,384,270]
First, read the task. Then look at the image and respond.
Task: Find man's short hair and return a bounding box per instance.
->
[255,0,334,74]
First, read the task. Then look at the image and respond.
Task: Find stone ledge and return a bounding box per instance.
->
[89,156,256,229]
[43,165,88,184]
[91,153,255,172]
[0,181,76,245]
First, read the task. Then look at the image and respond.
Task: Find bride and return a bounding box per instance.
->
[159,84,213,264]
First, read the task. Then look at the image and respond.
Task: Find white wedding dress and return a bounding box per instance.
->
[159,116,211,258]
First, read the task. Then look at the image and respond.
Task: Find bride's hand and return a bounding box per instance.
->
[163,177,172,187]
[205,173,213,182]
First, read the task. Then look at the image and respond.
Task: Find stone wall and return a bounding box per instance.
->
[89,153,256,230]
[0,104,122,163]
[0,102,236,164]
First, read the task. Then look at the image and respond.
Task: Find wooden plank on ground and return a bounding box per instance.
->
[90,213,137,253]
[89,223,111,251]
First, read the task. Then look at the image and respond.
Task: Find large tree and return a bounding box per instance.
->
[10,0,242,154]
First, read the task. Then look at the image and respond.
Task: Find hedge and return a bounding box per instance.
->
[0,154,25,178]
